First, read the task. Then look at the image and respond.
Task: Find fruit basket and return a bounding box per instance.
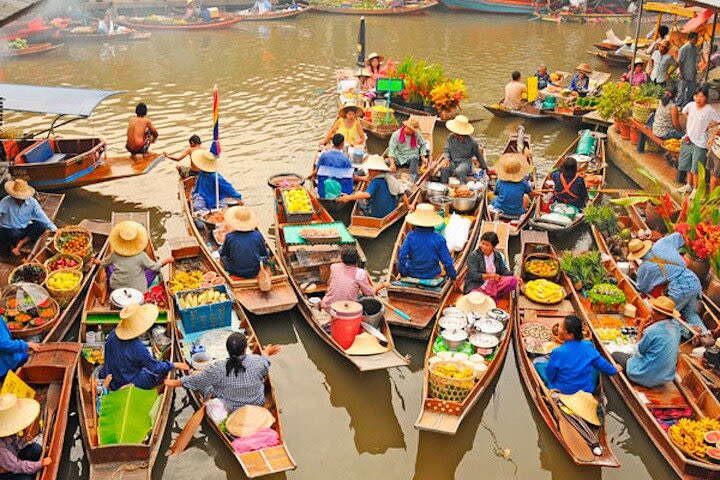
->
[45,268,83,308]
[428,361,475,403]
[1,283,59,338]
[522,253,560,281]
[54,226,93,262]
[44,252,83,273]
[523,279,566,305]
[281,187,314,224]
[9,263,48,285]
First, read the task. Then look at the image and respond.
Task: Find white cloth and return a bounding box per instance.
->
[682,102,720,147]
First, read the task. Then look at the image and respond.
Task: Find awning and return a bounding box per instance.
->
[0,83,125,117]
[643,2,700,17]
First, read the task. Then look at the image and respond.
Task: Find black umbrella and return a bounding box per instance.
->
[356,16,366,68]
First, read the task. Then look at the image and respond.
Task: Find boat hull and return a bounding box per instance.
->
[441,0,535,14]
[310,1,437,15]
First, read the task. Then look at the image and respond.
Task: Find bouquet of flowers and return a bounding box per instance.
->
[430,79,468,112]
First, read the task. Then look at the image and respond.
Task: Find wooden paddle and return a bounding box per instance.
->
[540,384,595,463]
[168,403,206,456]
[39,382,61,462]
[379,299,412,322]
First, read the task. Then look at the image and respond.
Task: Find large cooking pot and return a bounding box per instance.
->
[452,192,477,213]
[424,182,448,200]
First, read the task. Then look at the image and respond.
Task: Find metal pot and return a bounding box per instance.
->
[452,192,477,213]
[475,319,504,339]
[441,328,468,350]
[469,333,500,353]
[487,308,510,326]
[438,316,468,331]
[424,182,448,200]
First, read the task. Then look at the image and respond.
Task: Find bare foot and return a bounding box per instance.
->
[10,246,21,257]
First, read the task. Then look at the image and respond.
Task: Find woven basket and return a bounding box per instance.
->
[53,226,93,263]
[428,361,475,403]
[9,262,48,285]
[632,99,658,124]
[44,252,83,273]
[45,268,83,308]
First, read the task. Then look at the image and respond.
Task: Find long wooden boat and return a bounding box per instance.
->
[178,176,298,315]
[336,69,400,140]
[485,131,536,237]
[236,6,310,20]
[384,180,486,336]
[272,183,409,371]
[587,50,629,67]
[0,43,63,57]
[441,0,558,13]
[58,29,152,42]
[348,114,437,239]
[528,131,606,233]
[14,343,81,480]
[483,103,552,120]
[514,229,620,468]
[0,192,64,288]
[168,236,296,478]
[310,1,437,15]
[535,12,634,22]
[77,211,175,480]
[415,221,514,434]
[119,16,241,30]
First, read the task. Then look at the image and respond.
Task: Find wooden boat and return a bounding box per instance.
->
[483,103,552,120]
[178,176,298,315]
[76,211,175,480]
[383,178,486,336]
[119,16,241,30]
[484,131,536,237]
[310,1,437,15]
[514,230,620,467]
[235,5,310,20]
[415,221,514,434]
[335,69,401,140]
[536,12,633,22]
[0,43,63,57]
[0,192,64,288]
[347,114,437,239]
[272,183,409,371]
[168,237,296,478]
[58,29,151,42]
[13,343,81,480]
[441,0,558,14]
[528,131,606,233]
[588,50,629,68]
[594,41,621,51]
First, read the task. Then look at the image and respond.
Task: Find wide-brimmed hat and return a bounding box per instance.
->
[633,58,646,65]
[226,405,275,438]
[224,206,257,232]
[626,239,652,261]
[456,291,496,314]
[649,295,681,318]
[495,153,532,182]
[362,154,390,172]
[403,117,420,130]
[109,221,149,257]
[190,149,218,173]
[365,52,384,66]
[575,63,593,74]
[338,104,363,118]
[622,36,633,45]
[446,115,474,136]
[557,390,600,426]
[407,203,444,228]
[0,394,40,438]
[115,303,158,340]
[5,179,35,200]
[345,332,388,355]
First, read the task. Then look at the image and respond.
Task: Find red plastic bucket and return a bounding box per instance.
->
[330,300,363,349]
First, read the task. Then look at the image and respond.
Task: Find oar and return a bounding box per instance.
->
[169,403,206,456]
[540,385,595,462]
[39,382,61,464]
[380,299,411,322]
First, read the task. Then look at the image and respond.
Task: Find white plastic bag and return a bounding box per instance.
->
[444,213,471,252]
[206,397,229,425]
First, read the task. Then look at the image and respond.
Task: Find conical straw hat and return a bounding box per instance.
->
[226,405,275,438]
[557,390,600,426]
[0,393,40,437]
[115,303,159,340]
[109,221,149,257]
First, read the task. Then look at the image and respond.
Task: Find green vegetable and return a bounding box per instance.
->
[588,283,626,306]
[560,251,608,290]
[584,204,620,237]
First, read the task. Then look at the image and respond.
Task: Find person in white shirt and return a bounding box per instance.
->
[678,85,720,194]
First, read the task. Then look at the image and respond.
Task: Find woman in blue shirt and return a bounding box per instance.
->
[397,204,456,280]
[551,156,589,209]
[190,149,243,214]
[491,153,533,217]
[337,155,407,218]
[570,63,592,94]
[220,206,268,279]
[536,315,618,394]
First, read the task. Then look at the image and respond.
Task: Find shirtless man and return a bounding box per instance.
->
[126,103,158,157]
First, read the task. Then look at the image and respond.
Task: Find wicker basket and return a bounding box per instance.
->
[521,253,560,282]
[44,252,83,273]
[9,263,48,285]
[632,99,658,124]
[45,268,83,308]
[428,361,475,403]
[53,226,93,263]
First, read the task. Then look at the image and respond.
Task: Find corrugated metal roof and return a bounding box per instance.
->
[688,0,720,9]
[0,0,45,27]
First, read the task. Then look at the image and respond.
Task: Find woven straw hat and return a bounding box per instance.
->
[362,154,390,172]
[365,52,384,66]
[626,239,652,261]
[557,390,600,426]
[403,117,420,130]
[109,221,149,257]
[649,295,680,318]
[5,179,35,200]
[575,63,593,74]
[226,405,275,438]
[338,104,363,118]
[446,115,474,136]
[456,291,496,314]
[115,303,159,340]
[225,206,257,232]
[345,332,388,355]
[190,149,218,173]
[0,394,40,437]
[406,203,444,228]
[496,153,532,182]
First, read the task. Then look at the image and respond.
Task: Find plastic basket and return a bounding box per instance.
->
[53,226,93,263]
[44,252,83,273]
[45,268,83,308]
[428,361,475,403]
[175,284,234,334]
[632,99,658,124]
[281,187,314,224]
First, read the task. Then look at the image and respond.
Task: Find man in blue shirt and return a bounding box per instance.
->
[0,179,57,257]
[397,204,457,280]
[220,206,268,279]
[0,317,39,382]
[190,149,243,214]
[337,155,407,218]
[312,133,355,199]
[490,153,534,217]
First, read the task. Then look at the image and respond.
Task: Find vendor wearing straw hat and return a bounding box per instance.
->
[364,52,387,89]
[0,393,52,478]
[337,154,409,218]
[611,296,682,388]
[320,104,366,148]
[100,304,189,391]
[219,206,268,279]
[440,115,486,185]
[621,58,649,86]
[98,220,173,293]
[190,149,243,214]
[397,203,456,281]
[570,63,592,95]
[387,117,429,182]
[0,179,57,258]
[489,153,534,217]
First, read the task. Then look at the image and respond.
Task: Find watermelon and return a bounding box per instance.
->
[705,431,720,445]
[30,318,45,327]
[707,447,720,464]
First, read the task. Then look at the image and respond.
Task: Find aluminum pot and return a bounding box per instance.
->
[441,328,468,350]
[452,192,477,213]
[424,182,448,200]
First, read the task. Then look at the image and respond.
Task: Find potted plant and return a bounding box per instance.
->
[389,57,466,115]
[597,82,633,139]
[430,79,467,121]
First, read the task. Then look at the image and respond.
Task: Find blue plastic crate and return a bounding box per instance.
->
[174,284,234,334]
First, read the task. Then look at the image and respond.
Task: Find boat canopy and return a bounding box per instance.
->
[0,84,125,117]
[643,2,700,17]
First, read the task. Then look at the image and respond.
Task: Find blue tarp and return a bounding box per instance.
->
[0,83,125,117]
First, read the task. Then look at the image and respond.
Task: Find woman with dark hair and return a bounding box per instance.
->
[321,247,376,310]
[535,316,619,395]
[165,332,279,412]
[652,86,682,139]
[463,231,517,300]
[550,156,589,210]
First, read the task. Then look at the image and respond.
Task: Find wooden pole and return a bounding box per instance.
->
[705,12,718,83]
[630,0,645,72]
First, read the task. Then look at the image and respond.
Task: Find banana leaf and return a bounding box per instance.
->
[98,386,159,446]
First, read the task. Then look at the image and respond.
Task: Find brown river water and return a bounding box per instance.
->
[1,10,679,480]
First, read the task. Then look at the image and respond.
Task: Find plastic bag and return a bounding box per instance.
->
[206,398,229,425]
[257,262,272,293]
[323,178,342,199]
[432,336,449,353]
[576,130,596,156]
[444,213,471,252]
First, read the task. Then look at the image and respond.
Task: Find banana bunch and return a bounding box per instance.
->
[177,288,229,309]
[525,279,564,305]
[663,138,681,153]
